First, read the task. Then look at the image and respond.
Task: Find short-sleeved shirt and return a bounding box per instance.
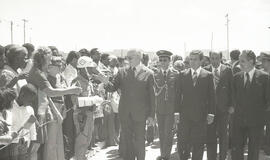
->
[27,68,51,115]
[10,101,37,144]
[0,65,17,88]
[0,110,13,145]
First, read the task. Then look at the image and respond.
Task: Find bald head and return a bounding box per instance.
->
[126,49,142,67]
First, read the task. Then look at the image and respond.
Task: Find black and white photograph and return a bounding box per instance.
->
[0,0,270,159]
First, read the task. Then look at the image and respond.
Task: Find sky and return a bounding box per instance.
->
[0,0,269,57]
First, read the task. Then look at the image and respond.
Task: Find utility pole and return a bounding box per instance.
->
[211,32,213,51]
[225,14,229,60]
[184,42,187,57]
[22,19,28,44]
[10,21,13,44]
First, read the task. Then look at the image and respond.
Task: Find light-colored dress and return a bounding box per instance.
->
[27,68,65,160]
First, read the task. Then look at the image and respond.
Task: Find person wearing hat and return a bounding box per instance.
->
[259,51,270,157]
[70,56,101,160]
[153,50,179,160]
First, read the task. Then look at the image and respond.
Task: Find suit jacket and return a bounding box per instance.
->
[204,64,233,114]
[106,65,155,122]
[177,68,215,122]
[232,60,241,75]
[232,69,270,126]
[153,68,178,115]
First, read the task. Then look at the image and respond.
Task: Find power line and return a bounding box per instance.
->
[225,14,230,59]
[22,19,28,44]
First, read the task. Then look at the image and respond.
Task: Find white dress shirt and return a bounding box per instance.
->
[244,67,255,84]
[191,66,202,76]
[134,63,144,76]
[211,64,221,76]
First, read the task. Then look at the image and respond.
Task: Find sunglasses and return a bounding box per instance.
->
[159,59,169,62]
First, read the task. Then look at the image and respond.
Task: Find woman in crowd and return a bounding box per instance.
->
[0,45,28,89]
[26,47,82,160]
[62,51,80,159]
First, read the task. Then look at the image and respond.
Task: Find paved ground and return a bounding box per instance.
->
[87,137,270,160]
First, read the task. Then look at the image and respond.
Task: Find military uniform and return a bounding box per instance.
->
[154,50,178,160]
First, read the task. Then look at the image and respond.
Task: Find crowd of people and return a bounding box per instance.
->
[0,43,269,160]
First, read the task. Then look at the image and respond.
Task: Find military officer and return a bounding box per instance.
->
[153,50,178,160]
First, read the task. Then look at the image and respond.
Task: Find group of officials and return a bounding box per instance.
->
[99,49,270,160]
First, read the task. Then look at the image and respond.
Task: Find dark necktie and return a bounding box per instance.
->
[192,71,197,86]
[131,67,136,77]
[164,70,167,80]
[245,73,251,89]
[214,68,220,89]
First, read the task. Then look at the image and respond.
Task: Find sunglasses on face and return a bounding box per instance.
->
[159,59,169,62]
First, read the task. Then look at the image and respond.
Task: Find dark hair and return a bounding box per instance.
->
[0,88,17,110]
[190,50,204,60]
[19,84,37,99]
[4,44,16,57]
[242,50,256,65]
[23,43,35,54]
[0,45,5,56]
[209,51,222,58]
[66,51,80,65]
[100,53,109,62]
[33,47,52,70]
[0,91,4,111]
[79,48,89,57]
[172,55,182,63]
[5,45,27,66]
[142,53,149,66]
[230,50,240,61]
[90,48,99,57]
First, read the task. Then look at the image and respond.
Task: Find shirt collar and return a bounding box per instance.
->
[211,64,221,73]
[134,62,143,72]
[161,68,170,73]
[191,66,202,75]
[245,67,256,80]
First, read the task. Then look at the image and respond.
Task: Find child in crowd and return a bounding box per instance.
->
[0,88,18,160]
[9,84,37,160]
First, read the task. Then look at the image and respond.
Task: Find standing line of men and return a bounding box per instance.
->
[97,48,269,160]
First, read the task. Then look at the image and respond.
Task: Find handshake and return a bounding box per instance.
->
[92,74,110,84]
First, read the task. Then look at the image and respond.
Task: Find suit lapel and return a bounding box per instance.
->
[186,69,193,87]
[216,64,225,90]
[240,72,245,90]
[251,69,259,87]
[196,68,205,87]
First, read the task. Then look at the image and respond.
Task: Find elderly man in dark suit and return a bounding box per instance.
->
[176,50,215,160]
[101,49,155,160]
[153,50,178,160]
[204,51,233,160]
[231,50,270,160]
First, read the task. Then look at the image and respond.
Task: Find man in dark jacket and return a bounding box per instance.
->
[204,51,233,160]
[102,49,155,160]
[231,50,270,160]
[176,50,215,160]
